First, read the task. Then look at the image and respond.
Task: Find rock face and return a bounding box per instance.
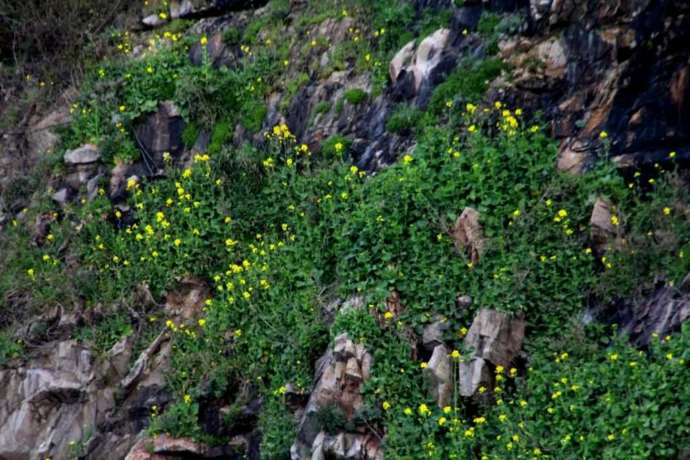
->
[496,0,690,170]
[593,273,690,347]
[0,341,108,460]
[134,101,185,168]
[290,333,381,460]
[0,324,172,460]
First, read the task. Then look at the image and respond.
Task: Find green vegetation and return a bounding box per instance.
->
[386,104,423,134]
[1,1,689,458]
[428,58,506,115]
[343,88,368,105]
[387,324,690,459]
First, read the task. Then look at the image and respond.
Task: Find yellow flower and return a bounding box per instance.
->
[27,268,35,278]
[174,239,182,247]
[418,403,431,416]
[442,406,452,414]
[464,427,475,438]
[607,433,615,441]
[519,400,528,408]
[438,416,447,426]
[458,327,468,337]
[669,151,677,159]
[382,401,391,411]
[499,414,508,423]
[182,168,192,178]
[468,125,477,133]
[466,103,477,114]
[420,362,428,369]
[599,131,608,139]
[183,394,192,404]
[200,35,208,46]
[402,154,413,165]
[450,349,461,359]
[473,416,486,425]
[509,367,518,377]
[383,311,394,320]
[404,407,413,416]
[663,207,671,216]
[610,215,619,226]
[198,318,206,327]
[608,352,619,362]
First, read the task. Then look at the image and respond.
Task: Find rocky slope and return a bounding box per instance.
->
[1,0,690,459]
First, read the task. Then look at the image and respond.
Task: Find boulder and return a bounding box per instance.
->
[142,14,167,28]
[451,207,485,264]
[64,144,101,165]
[422,316,450,351]
[424,344,452,408]
[51,187,72,205]
[389,28,456,105]
[464,309,525,368]
[557,139,590,174]
[590,197,617,251]
[458,357,492,397]
[27,107,71,157]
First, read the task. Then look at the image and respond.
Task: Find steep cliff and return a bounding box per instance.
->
[1,1,690,459]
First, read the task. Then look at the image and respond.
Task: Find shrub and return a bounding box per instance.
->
[343,88,368,105]
[386,104,423,134]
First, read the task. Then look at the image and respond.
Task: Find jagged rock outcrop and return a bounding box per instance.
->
[495,0,690,171]
[289,333,381,460]
[591,272,690,347]
[0,323,172,460]
[0,341,113,460]
[458,309,525,397]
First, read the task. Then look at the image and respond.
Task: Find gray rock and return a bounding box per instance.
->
[134,101,185,167]
[464,309,525,368]
[170,0,194,18]
[64,144,100,165]
[422,317,449,351]
[590,197,617,251]
[458,357,491,397]
[51,187,72,205]
[0,341,112,459]
[142,14,167,28]
[424,344,452,408]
